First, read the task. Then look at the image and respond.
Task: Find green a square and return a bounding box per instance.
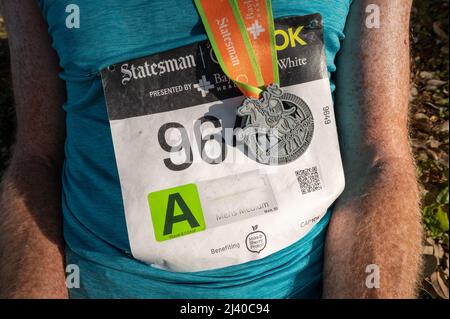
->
[148,183,205,242]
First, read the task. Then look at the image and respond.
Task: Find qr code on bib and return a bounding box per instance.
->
[295,167,322,195]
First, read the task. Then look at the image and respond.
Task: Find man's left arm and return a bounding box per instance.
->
[323,0,423,298]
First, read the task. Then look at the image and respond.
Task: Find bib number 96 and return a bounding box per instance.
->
[158,115,228,171]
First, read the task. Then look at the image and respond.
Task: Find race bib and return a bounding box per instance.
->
[101,14,345,272]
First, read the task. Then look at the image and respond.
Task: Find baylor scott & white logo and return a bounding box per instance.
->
[193,75,215,97]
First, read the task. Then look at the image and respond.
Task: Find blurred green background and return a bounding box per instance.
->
[0,1,448,298]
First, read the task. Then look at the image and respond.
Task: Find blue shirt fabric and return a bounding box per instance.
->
[37,0,352,298]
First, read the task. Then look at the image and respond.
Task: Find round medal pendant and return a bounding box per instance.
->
[236,84,314,165]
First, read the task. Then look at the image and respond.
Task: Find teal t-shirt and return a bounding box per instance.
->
[37,0,352,298]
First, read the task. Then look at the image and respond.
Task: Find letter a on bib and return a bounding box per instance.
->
[148,184,206,242]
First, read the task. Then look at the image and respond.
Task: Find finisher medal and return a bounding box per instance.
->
[194,0,314,165]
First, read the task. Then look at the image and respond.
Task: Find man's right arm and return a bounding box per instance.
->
[0,0,68,298]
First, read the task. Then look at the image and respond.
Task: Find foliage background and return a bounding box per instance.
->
[410,0,449,299]
[0,1,448,298]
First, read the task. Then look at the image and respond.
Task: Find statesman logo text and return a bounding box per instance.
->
[121,55,196,85]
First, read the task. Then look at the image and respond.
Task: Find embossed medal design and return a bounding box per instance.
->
[236,84,314,165]
[194,0,313,165]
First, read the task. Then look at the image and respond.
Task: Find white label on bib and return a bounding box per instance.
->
[101,14,345,272]
[198,170,278,228]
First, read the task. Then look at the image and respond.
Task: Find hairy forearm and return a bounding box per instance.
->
[0,156,68,298]
[324,158,422,298]
[323,0,422,298]
[0,0,68,298]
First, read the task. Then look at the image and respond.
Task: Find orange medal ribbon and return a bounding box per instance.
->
[194,0,279,98]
